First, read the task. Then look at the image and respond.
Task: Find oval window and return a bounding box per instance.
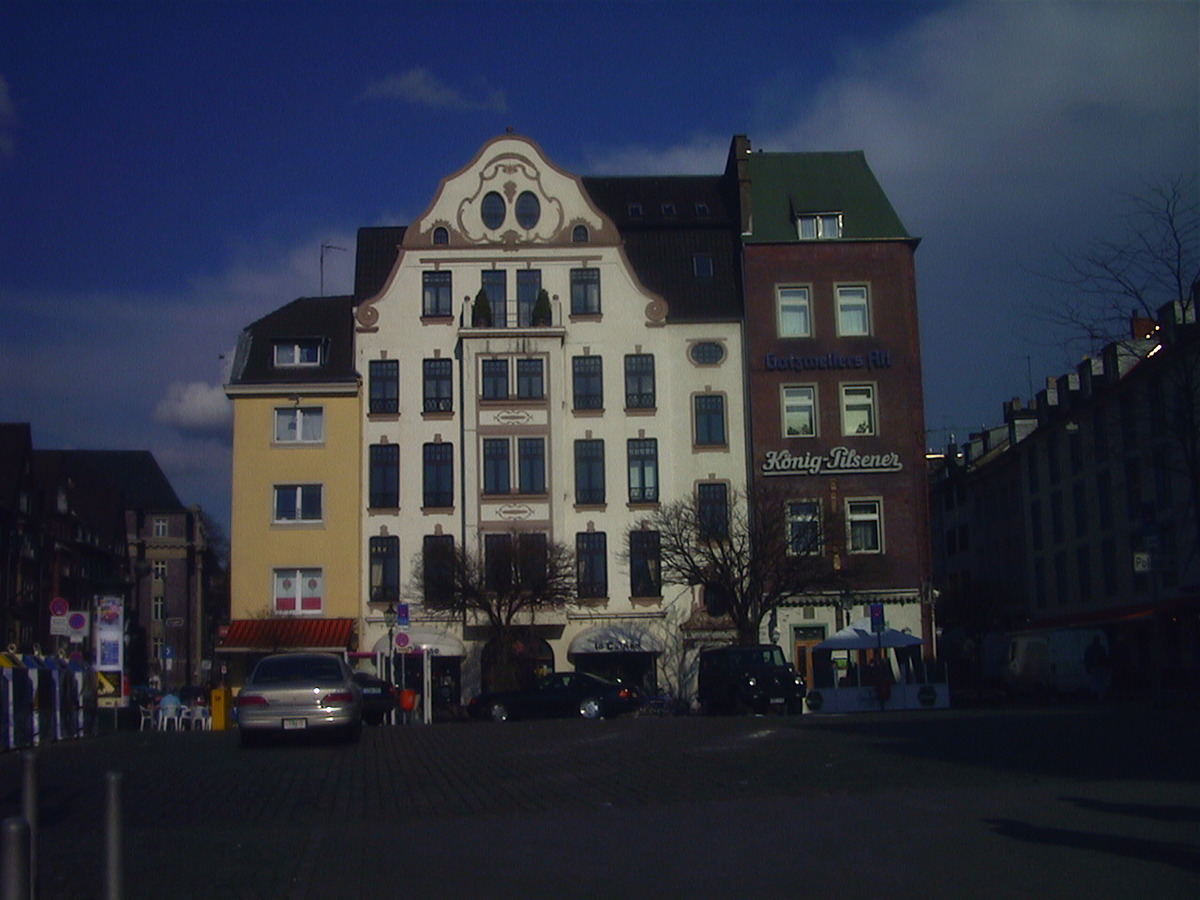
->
[515,191,541,229]
[481,192,506,230]
[690,342,725,365]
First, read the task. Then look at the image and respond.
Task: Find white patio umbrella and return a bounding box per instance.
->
[814,618,923,651]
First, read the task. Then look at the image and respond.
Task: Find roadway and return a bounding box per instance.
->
[1,703,1196,899]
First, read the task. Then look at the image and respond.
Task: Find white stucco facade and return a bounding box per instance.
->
[354,136,746,701]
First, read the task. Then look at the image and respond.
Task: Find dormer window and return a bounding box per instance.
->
[628,203,643,218]
[572,224,589,243]
[797,213,842,240]
[695,202,710,217]
[661,203,676,217]
[693,254,714,278]
[432,226,449,245]
[274,339,322,367]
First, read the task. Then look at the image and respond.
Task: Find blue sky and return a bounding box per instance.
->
[2,1,1197,534]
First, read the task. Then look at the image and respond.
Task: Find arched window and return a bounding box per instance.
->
[432,226,449,245]
[572,224,589,243]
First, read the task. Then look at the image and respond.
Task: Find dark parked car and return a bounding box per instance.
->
[352,671,398,725]
[698,644,805,715]
[468,672,640,722]
[236,652,362,745]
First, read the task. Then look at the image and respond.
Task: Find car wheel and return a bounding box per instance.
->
[579,698,602,719]
[489,701,509,722]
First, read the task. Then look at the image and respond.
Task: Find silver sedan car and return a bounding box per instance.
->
[236,652,363,746]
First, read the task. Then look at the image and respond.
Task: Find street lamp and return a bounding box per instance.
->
[383,602,397,689]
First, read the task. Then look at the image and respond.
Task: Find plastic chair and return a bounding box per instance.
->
[158,702,183,730]
[190,706,212,731]
[139,705,155,731]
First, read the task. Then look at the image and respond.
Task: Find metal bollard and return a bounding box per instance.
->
[21,751,36,900]
[1,817,30,900]
[105,772,122,900]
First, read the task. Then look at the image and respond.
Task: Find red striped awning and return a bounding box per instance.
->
[216,618,357,653]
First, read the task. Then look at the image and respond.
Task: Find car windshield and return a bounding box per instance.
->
[252,656,344,684]
[729,647,785,667]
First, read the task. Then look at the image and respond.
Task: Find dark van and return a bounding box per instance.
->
[698,644,806,715]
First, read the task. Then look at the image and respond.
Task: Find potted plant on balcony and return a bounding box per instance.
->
[531,288,552,326]
[471,287,493,327]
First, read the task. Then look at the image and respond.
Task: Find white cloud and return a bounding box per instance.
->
[1,228,359,528]
[154,382,232,437]
[364,67,507,112]
[578,1,1198,440]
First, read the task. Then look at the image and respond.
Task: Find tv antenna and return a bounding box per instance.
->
[320,241,347,296]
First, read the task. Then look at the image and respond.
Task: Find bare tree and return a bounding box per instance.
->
[409,530,576,690]
[627,485,837,647]
[1048,178,1200,563]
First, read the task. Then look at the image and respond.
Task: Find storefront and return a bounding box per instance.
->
[567,622,663,692]
[371,627,466,717]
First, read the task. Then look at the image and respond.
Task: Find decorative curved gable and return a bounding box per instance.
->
[403,135,621,250]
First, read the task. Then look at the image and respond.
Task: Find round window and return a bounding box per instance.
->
[690,342,725,365]
[481,192,506,230]
[515,191,541,229]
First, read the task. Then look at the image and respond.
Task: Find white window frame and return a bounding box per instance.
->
[776,285,812,337]
[835,284,871,336]
[273,484,324,523]
[152,517,168,538]
[783,384,818,438]
[152,560,167,581]
[273,339,322,367]
[840,383,877,436]
[796,213,842,240]
[846,498,883,554]
[273,567,324,615]
[274,407,325,444]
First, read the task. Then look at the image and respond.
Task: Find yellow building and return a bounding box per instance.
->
[222,296,361,671]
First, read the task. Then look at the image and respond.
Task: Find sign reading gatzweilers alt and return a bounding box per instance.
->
[761,447,903,476]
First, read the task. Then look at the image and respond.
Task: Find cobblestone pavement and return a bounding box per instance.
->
[1,704,1197,899]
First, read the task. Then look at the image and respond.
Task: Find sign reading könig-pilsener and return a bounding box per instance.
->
[761,446,903,476]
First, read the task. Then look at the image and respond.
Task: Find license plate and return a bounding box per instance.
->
[770,698,785,704]
[282,718,308,730]
[362,688,381,695]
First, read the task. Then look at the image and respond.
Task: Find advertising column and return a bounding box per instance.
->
[94,596,126,709]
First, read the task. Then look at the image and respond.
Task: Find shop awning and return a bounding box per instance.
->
[568,623,663,656]
[371,628,465,657]
[216,618,357,654]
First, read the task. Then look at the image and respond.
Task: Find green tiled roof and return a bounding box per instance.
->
[745,151,912,242]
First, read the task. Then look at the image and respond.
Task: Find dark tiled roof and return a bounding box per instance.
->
[744,151,912,242]
[229,295,358,387]
[217,618,357,652]
[354,226,406,302]
[0,423,34,509]
[583,175,743,322]
[38,450,184,511]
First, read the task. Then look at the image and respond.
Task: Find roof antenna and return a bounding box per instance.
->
[320,241,347,297]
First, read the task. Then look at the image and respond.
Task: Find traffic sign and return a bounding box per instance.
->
[396,603,410,626]
[394,632,410,650]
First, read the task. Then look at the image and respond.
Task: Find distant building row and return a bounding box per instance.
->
[930,295,1199,694]
[0,424,223,688]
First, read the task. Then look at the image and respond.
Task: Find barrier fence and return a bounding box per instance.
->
[0,654,99,751]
